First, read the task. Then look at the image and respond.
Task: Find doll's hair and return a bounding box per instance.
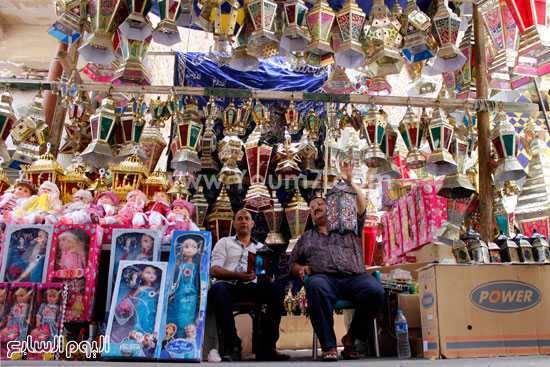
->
[177,237,202,265]
[58,229,90,252]
[140,234,154,244]
[185,324,196,333]
[14,287,31,299]
[45,288,61,303]
[153,191,170,203]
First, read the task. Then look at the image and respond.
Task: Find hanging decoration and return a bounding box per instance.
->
[280,0,310,53]
[400,0,436,64]
[430,0,466,72]
[209,0,246,62]
[243,124,273,211]
[190,185,209,230]
[399,107,426,169]
[112,34,152,86]
[171,97,203,173]
[200,96,221,172]
[48,0,87,44]
[264,190,286,245]
[363,105,387,168]
[206,186,234,244]
[426,107,457,176]
[273,127,301,179]
[0,89,17,162]
[230,17,260,71]
[140,98,168,173]
[153,0,182,46]
[80,94,118,167]
[116,95,147,162]
[306,0,336,56]
[490,111,527,183]
[334,0,366,69]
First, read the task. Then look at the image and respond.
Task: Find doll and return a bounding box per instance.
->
[56,229,89,271]
[65,278,85,320]
[114,190,148,228]
[5,287,33,342]
[5,235,29,281]
[135,234,155,261]
[183,323,198,358]
[0,180,36,215]
[16,229,49,282]
[48,190,94,224]
[35,288,61,343]
[133,191,175,230]
[163,199,199,244]
[0,287,7,329]
[161,323,176,350]
[3,181,62,225]
[166,238,200,338]
[60,191,119,225]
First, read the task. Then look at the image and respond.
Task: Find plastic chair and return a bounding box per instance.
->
[216,301,264,355]
[305,272,381,360]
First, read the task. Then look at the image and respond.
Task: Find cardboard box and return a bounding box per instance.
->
[407,242,456,264]
[367,261,431,280]
[419,263,550,359]
[276,315,346,351]
[398,294,421,328]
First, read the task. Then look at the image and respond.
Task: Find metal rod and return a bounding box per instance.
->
[532,77,550,133]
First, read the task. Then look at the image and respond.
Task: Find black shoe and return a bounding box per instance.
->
[222,347,242,362]
[256,348,290,361]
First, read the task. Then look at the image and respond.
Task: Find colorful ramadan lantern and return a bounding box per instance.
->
[281,0,310,53]
[363,106,386,168]
[109,151,149,202]
[141,170,171,199]
[190,185,209,230]
[306,0,336,56]
[171,98,203,173]
[167,171,192,201]
[206,186,234,245]
[177,0,198,27]
[273,127,302,179]
[230,17,260,71]
[116,96,147,162]
[153,0,182,46]
[401,0,435,63]
[399,107,426,169]
[285,100,301,134]
[223,98,251,137]
[88,168,109,198]
[431,0,466,72]
[140,99,168,173]
[326,179,358,235]
[456,23,476,100]
[438,126,476,199]
[426,107,457,176]
[243,125,273,212]
[285,189,309,253]
[251,99,269,137]
[48,0,86,44]
[200,96,220,172]
[371,123,401,180]
[80,94,118,167]
[59,157,93,204]
[118,0,153,41]
[334,0,366,69]
[490,111,526,183]
[436,194,476,245]
[247,0,278,47]
[264,190,286,245]
[23,142,65,188]
[0,90,16,162]
[209,0,245,60]
[112,34,152,86]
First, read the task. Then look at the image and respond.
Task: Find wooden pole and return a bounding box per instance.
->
[474,4,493,242]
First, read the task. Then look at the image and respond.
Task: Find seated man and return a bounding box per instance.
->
[289,161,385,361]
[209,209,290,362]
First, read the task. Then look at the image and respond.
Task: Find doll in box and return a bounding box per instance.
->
[161,323,176,350]
[0,179,36,215]
[166,238,200,338]
[0,286,7,329]
[3,181,62,225]
[55,228,90,271]
[16,229,49,282]
[5,286,33,342]
[65,278,85,320]
[133,191,175,230]
[47,190,94,224]
[35,288,61,343]
[114,190,148,228]
[135,234,155,261]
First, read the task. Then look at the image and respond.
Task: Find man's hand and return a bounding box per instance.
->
[340,160,354,185]
[298,265,312,281]
[238,272,257,282]
[258,274,274,283]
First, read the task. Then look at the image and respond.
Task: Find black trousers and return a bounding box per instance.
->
[209,280,285,352]
[306,273,385,351]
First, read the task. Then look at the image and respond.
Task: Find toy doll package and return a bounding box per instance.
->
[0,225,54,283]
[46,224,103,322]
[104,261,167,360]
[106,229,162,318]
[0,283,36,359]
[158,231,212,361]
[27,283,66,360]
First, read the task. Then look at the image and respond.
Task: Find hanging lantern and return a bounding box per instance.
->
[455,23,476,100]
[153,0,182,46]
[206,186,234,245]
[371,123,401,180]
[461,226,490,264]
[112,34,152,86]
[280,0,310,53]
[171,98,203,173]
[48,0,87,44]
[490,111,526,183]
[217,135,245,185]
[190,185,209,230]
[436,195,476,245]
[401,0,436,63]
[285,189,309,253]
[59,157,93,204]
[431,0,467,72]
[363,106,386,168]
[208,0,246,60]
[177,0,199,27]
[80,94,118,167]
[200,96,220,172]
[285,100,301,134]
[223,98,251,137]
[407,75,437,96]
[109,151,149,202]
[22,142,65,188]
[321,66,357,94]
[367,76,392,96]
[326,179,358,235]
[504,0,550,77]
[263,190,286,246]
[0,90,17,162]
[399,107,426,169]
[0,159,11,196]
[492,183,513,236]
[230,17,260,71]
[426,108,457,176]
[115,96,147,162]
[438,127,476,199]
[495,231,521,262]
[333,0,366,69]
[78,0,127,65]
[118,0,153,41]
[250,99,269,137]
[140,170,171,199]
[306,0,335,56]
[273,127,301,179]
[302,105,321,140]
[530,229,550,262]
[243,124,273,211]
[247,0,278,47]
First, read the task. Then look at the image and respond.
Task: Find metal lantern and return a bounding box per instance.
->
[452,239,472,263]
[273,127,301,179]
[80,94,118,167]
[48,0,86,44]
[513,232,535,262]
[437,195,476,245]
[306,0,335,55]
[367,76,392,96]
[190,185,209,230]
[495,231,521,262]
[223,98,251,137]
[321,66,357,94]
[438,127,476,199]
[118,0,153,41]
[23,142,65,188]
[206,186,234,245]
[285,189,309,253]
[285,100,301,134]
[399,107,426,169]
[217,135,245,185]
[333,0,366,69]
[281,0,310,53]
[326,179,358,235]
[371,123,401,180]
[167,172,192,201]
[455,23,476,100]
[140,118,167,174]
[264,190,286,245]
[363,106,386,168]
[431,0,467,72]
[530,229,550,262]
[426,107,457,176]
[88,168,109,198]
[109,151,149,201]
[153,0,182,46]
[505,0,550,77]
[200,96,220,172]
[171,99,203,173]
[243,125,273,211]
[303,105,321,140]
[0,161,11,195]
[490,111,526,183]
[247,0,278,47]
[230,17,260,71]
[0,90,16,162]
[251,99,269,137]
[493,183,515,236]
[176,0,198,27]
[78,0,127,65]
[116,96,147,162]
[112,35,152,86]
[208,0,245,60]
[141,170,171,199]
[59,157,93,204]
[401,0,436,63]
[461,226,490,263]
[488,241,502,262]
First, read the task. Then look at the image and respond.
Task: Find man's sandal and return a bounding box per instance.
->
[341,346,361,360]
[320,348,338,362]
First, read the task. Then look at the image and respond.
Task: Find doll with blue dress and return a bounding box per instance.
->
[35,288,61,343]
[16,230,49,282]
[5,287,33,342]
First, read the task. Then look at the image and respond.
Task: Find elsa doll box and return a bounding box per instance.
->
[158,231,212,361]
[104,260,167,360]
[0,225,54,283]
[46,224,103,322]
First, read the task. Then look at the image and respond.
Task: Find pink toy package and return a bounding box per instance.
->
[416,180,447,245]
[403,191,419,252]
[102,224,128,245]
[46,224,103,322]
[381,212,391,263]
[398,196,412,253]
[391,204,403,259]
[0,282,36,359]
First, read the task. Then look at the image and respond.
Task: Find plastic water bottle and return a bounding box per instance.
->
[395,310,411,359]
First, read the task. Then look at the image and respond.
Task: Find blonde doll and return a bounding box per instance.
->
[35,288,61,343]
[56,229,90,271]
[3,181,62,224]
[6,287,33,342]
[0,287,7,329]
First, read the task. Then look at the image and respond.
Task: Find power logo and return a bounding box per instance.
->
[422,293,434,309]
[470,280,541,313]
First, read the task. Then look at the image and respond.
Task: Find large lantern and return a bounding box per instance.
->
[78,0,127,65]
[436,194,477,245]
[116,96,147,162]
[334,0,366,69]
[247,0,278,47]
[285,189,309,253]
[112,35,152,86]
[80,94,118,167]
[306,0,336,56]
[281,0,310,53]
[109,151,149,202]
[200,96,220,172]
[209,0,246,60]
[264,190,286,246]
[171,99,203,173]
[401,0,436,64]
[326,179,358,235]
[273,127,302,179]
[431,0,466,72]
[363,106,386,168]
[23,143,65,188]
[399,107,426,169]
[455,24,476,100]
[243,124,273,211]
[48,0,87,45]
[206,186,234,245]
[426,108,457,176]
[190,185,209,230]
[118,0,153,41]
[490,111,526,183]
[153,0,182,46]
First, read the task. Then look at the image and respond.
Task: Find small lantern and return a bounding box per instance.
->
[141,170,171,199]
[112,35,152,86]
[0,90,17,162]
[109,151,149,202]
[118,0,153,41]
[461,226,490,264]
[303,105,321,140]
[206,186,234,245]
[281,0,310,53]
[399,107,426,169]
[223,99,251,137]
[363,106,387,168]
[490,111,526,183]
[171,98,203,173]
[334,0,366,69]
[493,184,515,236]
[452,239,471,264]
[140,101,168,173]
[153,0,182,46]
[264,190,286,246]
[488,241,502,262]
[251,99,269,137]
[285,100,301,134]
[426,107,457,176]
[273,128,301,179]
[243,125,273,212]
[190,185,209,230]
[367,76,392,96]
[430,0,466,72]
[341,129,363,182]
[247,0,278,46]
[48,0,86,44]
[80,94,118,167]
[298,133,318,172]
[59,157,93,204]
[78,0,126,65]
[218,135,244,185]
[437,195,476,245]
[177,0,198,27]
[285,189,309,253]
[530,229,550,262]
[321,66,357,94]
[401,0,435,63]
[306,0,336,56]
[326,179,358,235]
[167,172,192,201]
[513,232,535,263]
[22,142,65,188]
[200,96,220,172]
[88,168,109,199]
[82,61,118,83]
[495,231,521,262]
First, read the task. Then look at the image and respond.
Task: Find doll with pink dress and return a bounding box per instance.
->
[55,228,90,271]
[163,199,199,244]
[115,190,148,228]
[60,191,119,226]
[3,181,62,225]
[133,191,175,230]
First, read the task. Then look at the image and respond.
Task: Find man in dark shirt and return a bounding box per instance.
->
[289,161,385,361]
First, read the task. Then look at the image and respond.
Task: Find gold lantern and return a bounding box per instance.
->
[116,96,147,162]
[0,159,11,195]
[243,124,273,212]
[431,0,467,72]
[200,96,220,172]
[223,98,251,137]
[306,0,336,56]
[264,190,286,246]
[109,151,149,202]
[207,0,246,61]
[112,35,152,86]
[285,100,301,134]
[140,118,167,174]
[285,188,309,253]
[247,0,279,47]
[141,170,171,199]
[334,0,366,69]
[191,185,209,230]
[401,0,435,63]
[59,157,93,204]
[88,168,109,199]
[281,0,311,53]
[118,0,153,41]
[171,98,203,173]
[167,172,192,201]
[21,142,64,189]
[217,136,245,185]
[153,0,182,46]
[206,186,234,245]
[273,127,301,179]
